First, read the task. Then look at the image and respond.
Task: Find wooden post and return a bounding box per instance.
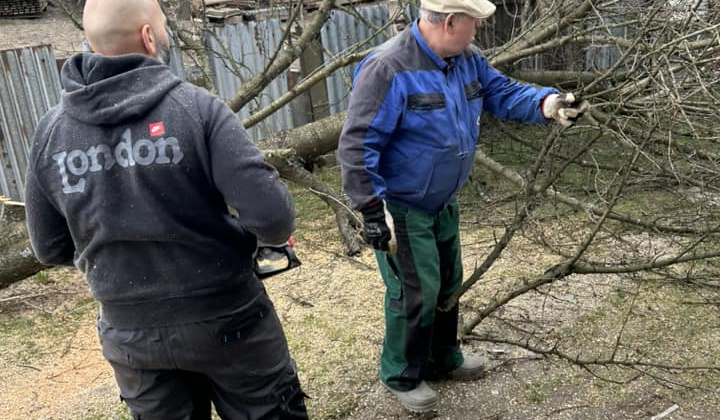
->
[298,9,331,122]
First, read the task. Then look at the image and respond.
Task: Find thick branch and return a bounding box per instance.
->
[509,70,601,88]
[245,50,370,128]
[258,114,360,254]
[490,0,594,65]
[259,112,346,163]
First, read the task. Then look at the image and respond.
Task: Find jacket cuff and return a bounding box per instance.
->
[540,94,555,121]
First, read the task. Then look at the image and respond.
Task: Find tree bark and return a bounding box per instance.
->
[258,112,346,162]
[0,199,46,289]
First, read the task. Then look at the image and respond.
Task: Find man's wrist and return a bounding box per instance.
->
[361,200,383,216]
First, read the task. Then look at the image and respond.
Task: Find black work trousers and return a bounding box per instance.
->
[98,293,308,420]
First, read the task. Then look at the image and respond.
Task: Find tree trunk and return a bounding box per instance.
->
[0,199,46,289]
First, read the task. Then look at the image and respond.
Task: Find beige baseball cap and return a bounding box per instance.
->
[420,0,496,19]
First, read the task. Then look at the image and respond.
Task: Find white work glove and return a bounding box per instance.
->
[542,93,591,128]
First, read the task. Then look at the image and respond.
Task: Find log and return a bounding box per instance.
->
[0,197,46,289]
[259,112,345,163]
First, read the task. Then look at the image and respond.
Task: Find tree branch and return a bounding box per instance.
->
[225,0,337,113]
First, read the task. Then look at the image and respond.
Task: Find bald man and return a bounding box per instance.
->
[24,0,308,419]
[83,0,168,57]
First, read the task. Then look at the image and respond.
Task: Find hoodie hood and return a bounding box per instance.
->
[61,53,182,125]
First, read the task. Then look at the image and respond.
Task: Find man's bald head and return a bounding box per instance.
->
[83,0,169,60]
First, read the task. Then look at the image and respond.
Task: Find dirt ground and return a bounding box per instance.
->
[2,4,719,420]
[2,218,718,420]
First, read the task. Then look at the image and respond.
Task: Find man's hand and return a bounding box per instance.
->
[542,93,591,127]
[361,201,397,253]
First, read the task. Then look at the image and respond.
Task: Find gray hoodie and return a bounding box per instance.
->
[25,53,295,328]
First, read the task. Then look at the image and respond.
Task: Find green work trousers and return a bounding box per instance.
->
[376,198,464,391]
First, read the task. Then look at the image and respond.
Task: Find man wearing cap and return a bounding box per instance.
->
[337,0,589,413]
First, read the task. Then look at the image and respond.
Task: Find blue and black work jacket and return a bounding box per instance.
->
[338,21,558,214]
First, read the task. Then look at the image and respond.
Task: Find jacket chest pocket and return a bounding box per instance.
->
[465,81,484,101]
[407,93,446,111]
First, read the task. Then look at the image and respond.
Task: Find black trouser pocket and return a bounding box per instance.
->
[217,299,271,346]
[273,362,309,420]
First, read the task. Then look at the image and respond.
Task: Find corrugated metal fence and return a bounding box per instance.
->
[205,18,294,141]
[321,5,392,115]
[0,45,61,201]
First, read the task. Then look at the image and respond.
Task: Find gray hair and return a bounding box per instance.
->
[420,8,449,25]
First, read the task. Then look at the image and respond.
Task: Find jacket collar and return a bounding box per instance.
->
[411,20,451,71]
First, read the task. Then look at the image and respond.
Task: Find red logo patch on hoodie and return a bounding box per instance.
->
[149,122,165,137]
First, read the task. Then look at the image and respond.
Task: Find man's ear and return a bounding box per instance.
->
[445,13,456,32]
[140,24,157,57]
